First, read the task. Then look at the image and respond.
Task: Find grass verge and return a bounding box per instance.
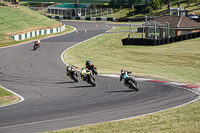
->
[0,87,19,106]
[0,25,74,48]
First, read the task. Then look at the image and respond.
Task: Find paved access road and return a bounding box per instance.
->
[0,21,198,133]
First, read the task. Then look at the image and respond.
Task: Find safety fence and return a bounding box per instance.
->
[29,7,114,21]
[122,31,200,46]
[10,24,65,41]
[47,15,113,21]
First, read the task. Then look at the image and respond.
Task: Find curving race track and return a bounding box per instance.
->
[0,21,199,133]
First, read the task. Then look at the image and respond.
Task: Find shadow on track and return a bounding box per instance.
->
[56,81,76,84]
[69,85,94,88]
[107,90,136,93]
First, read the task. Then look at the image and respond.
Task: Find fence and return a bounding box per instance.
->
[29,7,113,17]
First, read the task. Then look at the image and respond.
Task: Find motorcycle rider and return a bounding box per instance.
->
[120,69,132,86]
[80,67,90,81]
[85,59,93,69]
[34,39,41,47]
[66,65,77,77]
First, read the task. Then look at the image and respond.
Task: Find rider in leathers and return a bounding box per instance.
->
[120,69,132,86]
[80,67,90,81]
[66,65,77,77]
[86,59,93,69]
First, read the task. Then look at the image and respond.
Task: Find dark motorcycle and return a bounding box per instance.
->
[87,62,98,75]
[33,42,40,50]
[81,69,96,87]
[125,75,139,91]
[121,71,139,91]
[67,67,78,83]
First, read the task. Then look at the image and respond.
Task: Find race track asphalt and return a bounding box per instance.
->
[0,21,199,133]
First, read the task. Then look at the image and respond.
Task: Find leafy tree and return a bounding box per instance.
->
[197,0,199,7]
[168,0,170,9]
[151,0,164,10]
[187,0,190,7]
[175,0,180,8]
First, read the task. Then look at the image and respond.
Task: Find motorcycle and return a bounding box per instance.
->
[33,42,40,50]
[87,62,98,75]
[125,75,139,91]
[67,67,78,83]
[81,68,96,87]
[121,72,139,91]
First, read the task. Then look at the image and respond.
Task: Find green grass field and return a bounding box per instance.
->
[0,87,19,106]
[0,6,62,46]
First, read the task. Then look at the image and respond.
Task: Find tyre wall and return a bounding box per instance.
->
[122,31,200,46]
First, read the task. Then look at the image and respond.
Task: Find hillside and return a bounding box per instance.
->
[0,6,62,46]
[112,0,200,18]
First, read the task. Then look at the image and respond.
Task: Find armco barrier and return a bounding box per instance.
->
[10,24,65,41]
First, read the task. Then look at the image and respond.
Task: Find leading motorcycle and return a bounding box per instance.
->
[33,42,40,50]
[87,62,98,75]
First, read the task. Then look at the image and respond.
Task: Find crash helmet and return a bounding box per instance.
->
[121,69,126,75]
[68,65,72,71]
[81,67,85,71]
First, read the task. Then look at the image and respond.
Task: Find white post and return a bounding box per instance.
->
[142,21,145,38]
[166,21,170,38]
[154,21,157,39]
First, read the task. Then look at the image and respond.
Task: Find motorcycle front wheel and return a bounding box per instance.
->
[130,81,139,91]
[72,73,78,83]
[88,77,96,87]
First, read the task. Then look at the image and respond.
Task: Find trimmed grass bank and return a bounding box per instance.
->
[63,31,200,86]
[0,6,63,46]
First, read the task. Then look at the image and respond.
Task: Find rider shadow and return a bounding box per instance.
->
[30,49,35,51]
[68,85,94,88]
[107,89,136,93]
[56,81,76,84]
